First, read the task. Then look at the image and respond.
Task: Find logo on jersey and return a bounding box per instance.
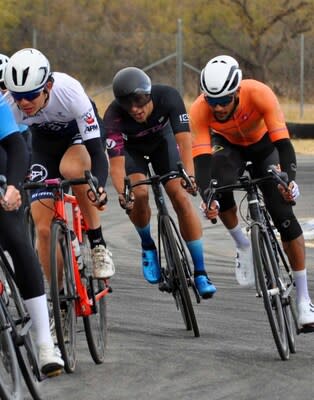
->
[29,164,48,182]
[179,113,189,123]
[84,112,95,125]
[212,145,224,153]
[158,116,165,123]
[83,111,98,134]
[106,138,117,149]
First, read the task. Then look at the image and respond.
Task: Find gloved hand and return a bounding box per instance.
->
[278,180,300,203]
[289,180,300,200]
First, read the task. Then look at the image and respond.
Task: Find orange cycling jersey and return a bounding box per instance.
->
[190,79,290,158]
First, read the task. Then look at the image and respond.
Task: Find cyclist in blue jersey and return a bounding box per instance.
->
[0,92,64,376]
[103,67,216,299]
[0,53,32,167]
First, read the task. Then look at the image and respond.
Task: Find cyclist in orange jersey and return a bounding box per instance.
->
[190,55,314,328]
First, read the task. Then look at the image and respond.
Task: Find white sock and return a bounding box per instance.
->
[293,269,310,304]
[24,294,53,346]
[228,224,250,249]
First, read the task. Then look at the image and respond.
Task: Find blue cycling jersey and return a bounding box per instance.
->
[0,93,19,140]
[19,124,29,133]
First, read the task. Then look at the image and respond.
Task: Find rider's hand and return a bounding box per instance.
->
[199,200,219,220]
[278,180,300,203]
[181,175,198,196]
[0,185,22,211]
[94,186,108,211]
[118,191,135,212]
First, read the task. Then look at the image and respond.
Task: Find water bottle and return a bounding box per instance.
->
[70,230,83,270]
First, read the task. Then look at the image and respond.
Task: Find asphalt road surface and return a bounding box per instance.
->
[28,154,314,400]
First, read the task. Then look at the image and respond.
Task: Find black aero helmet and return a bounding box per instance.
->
[112,67,151,98]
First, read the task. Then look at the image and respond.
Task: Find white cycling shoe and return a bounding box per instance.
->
[235,246,255,288]
[297,300,314,326]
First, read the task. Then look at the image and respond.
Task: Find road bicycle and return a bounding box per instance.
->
[24,171,111,373]
[204,164,308,360]
[123,159,201,337]
[0,178,43,400]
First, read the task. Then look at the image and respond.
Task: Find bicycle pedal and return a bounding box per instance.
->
[158,281,172,293]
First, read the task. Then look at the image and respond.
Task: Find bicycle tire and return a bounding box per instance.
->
[80,232,107,364]
[23,205,36,250]
[0,303,22,400]
[160,216,199,337]
[50,221,77,373]
[272,238,297,353]
[251,224,289,360]
[0,254,42,399]
[169,217,200,304]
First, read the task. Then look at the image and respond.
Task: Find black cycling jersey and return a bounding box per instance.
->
[104,84,190,158]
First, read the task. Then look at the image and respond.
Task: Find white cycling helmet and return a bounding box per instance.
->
[200,55,242,98]
[0,54,9,83]
[4,48,50,93]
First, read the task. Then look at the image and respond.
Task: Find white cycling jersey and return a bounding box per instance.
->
[6,72,100,142]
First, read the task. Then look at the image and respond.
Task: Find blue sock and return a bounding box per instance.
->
[186,239,206,275]
[135,224,155,250]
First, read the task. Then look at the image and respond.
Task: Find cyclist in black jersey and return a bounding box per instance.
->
[103,67,216,299]
[0,92,64,376]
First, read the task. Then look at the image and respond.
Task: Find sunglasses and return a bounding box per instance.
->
[117,93,151,111]
[0,81,6,91]
[205,94,234,107]
[11,90,42,102]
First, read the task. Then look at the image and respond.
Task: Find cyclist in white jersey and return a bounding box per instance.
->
[0,92,64,376]
[4,48,115,284]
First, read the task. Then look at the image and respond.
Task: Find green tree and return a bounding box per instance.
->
[186,0,314,82]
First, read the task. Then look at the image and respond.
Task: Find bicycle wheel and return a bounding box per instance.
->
[24,205,36,250]
[0,303,22,400]
[160,216,199,337]
[266,215,297,353]
[50,221,77,373]
[0,254,42,399]
[80,232,107,364]
[251,224,289,360]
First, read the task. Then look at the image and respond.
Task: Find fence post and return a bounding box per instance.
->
[176,18,184,97]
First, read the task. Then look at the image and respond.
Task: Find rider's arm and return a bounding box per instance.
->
[109,156,125,194]
[84,137,108,188]
[1,132,28,188]
[175,131,195,177]
[193,154,212,197]
[253,84,296,182]
[273,138,297,182]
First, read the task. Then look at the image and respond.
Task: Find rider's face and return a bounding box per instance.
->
[13,91,47,116]
[128,100,153,123]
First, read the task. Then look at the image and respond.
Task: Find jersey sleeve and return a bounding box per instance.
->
[103,104,125,158]
[0,94,20,139]
[63,80,101,141]
[252,83,290,142]
[165,87,190,134]
[189,96,212,158]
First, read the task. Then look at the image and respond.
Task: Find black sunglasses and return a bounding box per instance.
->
[11,90,42,102]
[117,93,151,111]
[205,94,234,107]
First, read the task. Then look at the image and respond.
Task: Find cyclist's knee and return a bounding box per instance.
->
[275,215,303,242]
